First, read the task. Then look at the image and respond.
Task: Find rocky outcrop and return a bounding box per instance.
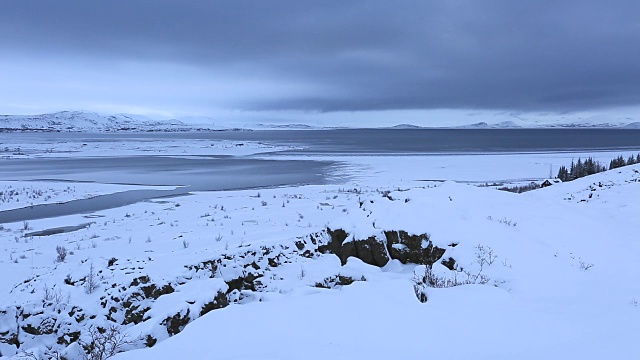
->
[384,231,446,266]
[0,227,446,358]
[318,228,446,267]
[318,229,390,267]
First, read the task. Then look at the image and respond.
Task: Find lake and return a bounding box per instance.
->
[1,129,639,222]
[5,128,640,154]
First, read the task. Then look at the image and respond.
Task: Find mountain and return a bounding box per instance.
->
[387,124,426,129]
[1,110,640,132]
[622,122,640,129]
[456,121,491,129]
[0,111,226,132]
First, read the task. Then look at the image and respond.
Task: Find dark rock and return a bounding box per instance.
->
[146,283,175,300]
[353,236,389,267]
[441,257,456,270]
[337,275,355,286]
[162,309,191,336]
[339,240,357,265]
[225,277,244,293]
[130,276,151,287]
[315,275,362,289]
[107,257,118,267]
[145,334,157,348]
[21,324,41,336]
[0,330,19,348]
[318,228,369,265]
[200,291,229,316]
[318,228,350,263]
[319,228,391,267]
[122,305,150,325]
[384,231,445,265]
[57,331,81,346]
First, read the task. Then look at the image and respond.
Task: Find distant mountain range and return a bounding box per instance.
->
[0,110,639,132]
[0,111,234,132]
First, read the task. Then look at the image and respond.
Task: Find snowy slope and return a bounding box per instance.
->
[1,158,639,359]
[108,164,640,360]
[1,110,640,131]
[0,111,226,132]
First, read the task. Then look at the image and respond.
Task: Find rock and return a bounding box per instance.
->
[318,228,350,264]
[441,257,456,270]
[57,331,81,346]
[384,231,445,265]
[162,309,191,336]
[353,236,390,267]
[320,228,445,267]
[200,291,229,316]
[319,229,390,267]
[145,334,157,348]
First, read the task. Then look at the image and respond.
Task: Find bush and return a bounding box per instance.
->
[497,182,540,193]
[412,244,496,302]
[56,245,68,263]
[80,325,136,360]
[84,262,99,294]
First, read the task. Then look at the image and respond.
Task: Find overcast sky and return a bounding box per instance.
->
[1,1,639,124]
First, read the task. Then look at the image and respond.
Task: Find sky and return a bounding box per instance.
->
[1,1,640,126]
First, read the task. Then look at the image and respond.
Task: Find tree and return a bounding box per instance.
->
[84,262,98,294]
[610,155,626,170]
[557,165,570,181]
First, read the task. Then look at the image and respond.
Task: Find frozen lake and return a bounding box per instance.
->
[1,129,640,222]
[4,128,640,154]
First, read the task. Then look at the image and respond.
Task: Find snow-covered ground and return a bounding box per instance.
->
[0,181,176,212]
[0,137,297,159]
[0,138,639,359]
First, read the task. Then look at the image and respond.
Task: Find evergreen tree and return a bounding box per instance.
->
[575,158,584,178]
[561,153,634,183]
[584,157,595,175]
[609,156,626,170]
[557,165,569,181]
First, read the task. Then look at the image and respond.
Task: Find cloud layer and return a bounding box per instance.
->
[1,1,639,116]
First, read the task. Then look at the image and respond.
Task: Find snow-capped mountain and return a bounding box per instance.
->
[0,111,227,132]
[1,110,640,132]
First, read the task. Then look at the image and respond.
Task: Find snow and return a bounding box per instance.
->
[0,111,225,132]
[114,277,638,360]
[1,134,639,359]
[2,110,640,130]
[0,181,174,212]
[0,136,298,159]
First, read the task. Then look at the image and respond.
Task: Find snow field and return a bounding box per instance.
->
[1,157,639,359]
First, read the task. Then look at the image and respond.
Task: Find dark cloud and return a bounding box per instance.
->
[1,0,640,113]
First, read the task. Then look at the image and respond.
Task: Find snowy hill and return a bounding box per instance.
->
[387,124,427,129]
[1,159,639,359]
[1,110,640,132]
[0,111,227,132]
[449,111,637,129]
